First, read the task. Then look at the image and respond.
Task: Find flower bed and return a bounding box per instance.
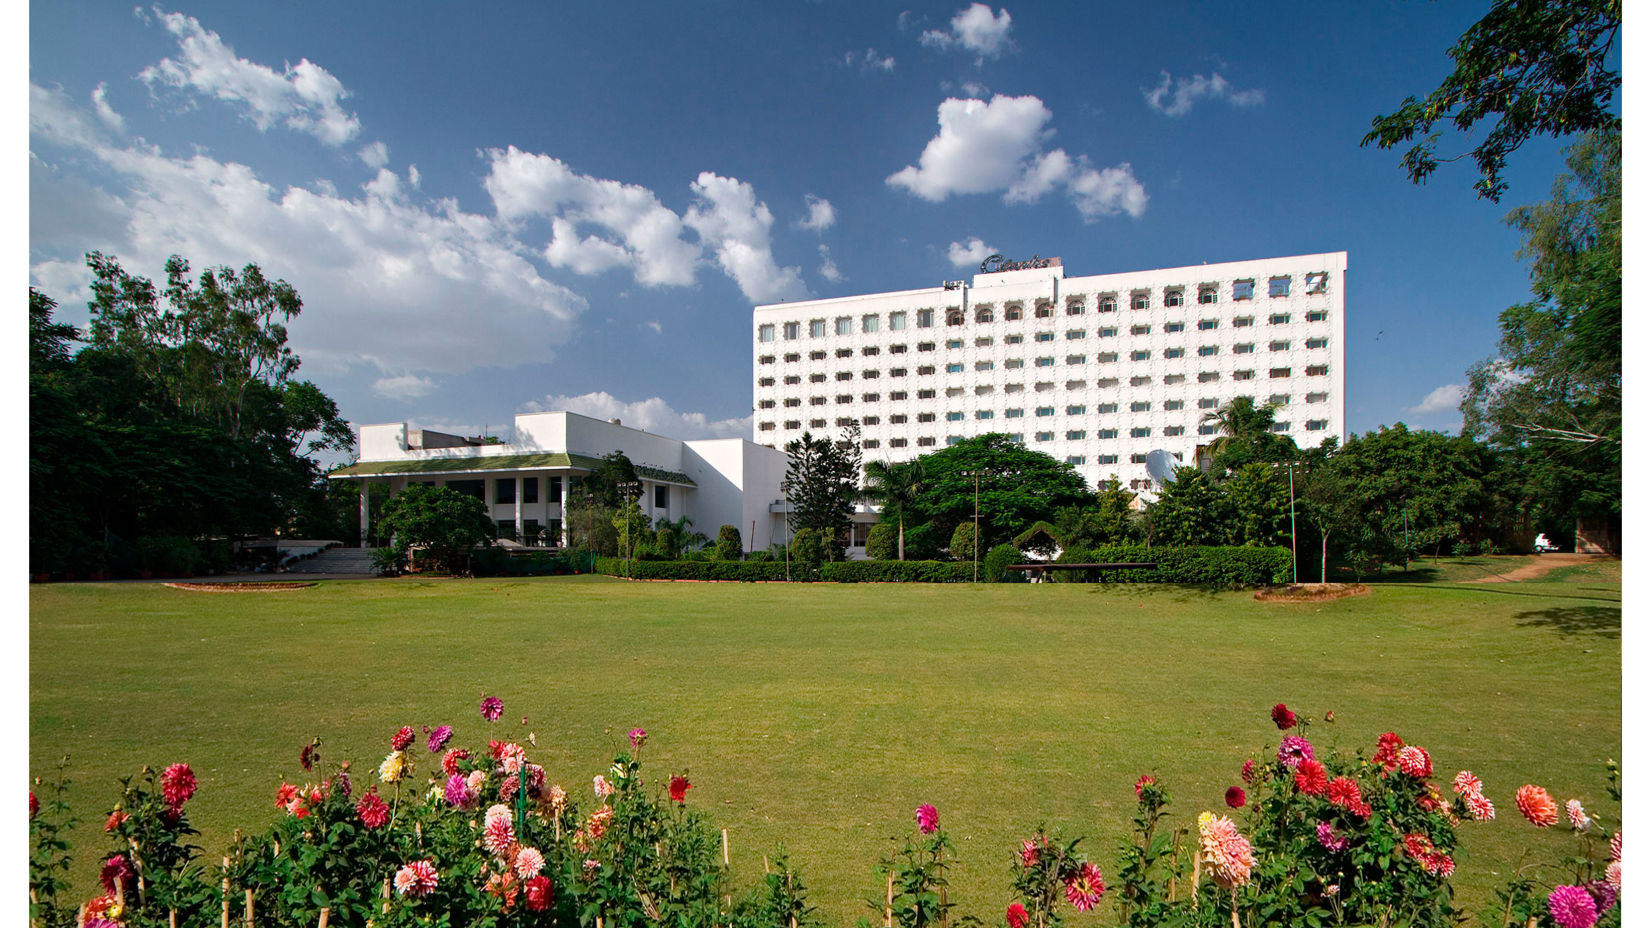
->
[29,700,1621,928]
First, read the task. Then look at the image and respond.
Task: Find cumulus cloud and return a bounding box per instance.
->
[888,94,1147,220]
[138,8,361,145]
[91,83,124,132]
[1409,383,1465,415]
[522,392,752,440]
[358,140,389,169]
[946,237,995,267]
[841,48,896,72]
[29,82,585,375]
[921,3,1014,60]
[373,374,438,399]
[685,172,810,303]
[796,194,835,232]
[818,244,843,282]
[1142,71,1264,117]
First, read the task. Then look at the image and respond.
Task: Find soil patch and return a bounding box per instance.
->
[164,581,317,592]
[1459,553,1607,583]
[1254,583,1369,603]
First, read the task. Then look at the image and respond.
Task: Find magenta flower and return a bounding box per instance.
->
[427,725,453,753]
[1277,736,1314,769]
[629,727,647,749]
[915,804,939,834]
[480,695,504,721]
[1547,884,1598,928]
[1316,822,1347,852]
[444,773,477,808]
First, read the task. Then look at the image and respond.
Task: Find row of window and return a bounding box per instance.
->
[761,342,1325,377]
[760,417,1334,446]
[758,366,1332,395]
[758,390,1329,415]
[758,311,1330,354]
[757,275,1331,342]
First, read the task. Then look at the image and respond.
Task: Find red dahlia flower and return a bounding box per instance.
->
[1134,774,1156,798]
[29,791,37,819]
[915,803,939,834]
[526,875,554,911]
[1326,776,1362,809]
[669,775,691,804]
[160,762,197,808]
[105,810,128,832]
[1271,703,1297,730]
[1396,746,1432,778]
[1065,861,1106,911]
[1373,732,1404,771]
[391,726,415,751]
[1006,902,1029,928]
[357,788,390,829]
[1225,786,1246,808]
[1294,759,1329,796]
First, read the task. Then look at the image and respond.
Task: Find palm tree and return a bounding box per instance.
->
[861,459,925,560]
[1201,396,1280,468]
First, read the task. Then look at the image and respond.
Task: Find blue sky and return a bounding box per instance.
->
[28,1,1583,447]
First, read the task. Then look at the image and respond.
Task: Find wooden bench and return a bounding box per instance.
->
[1008,562,1157,582]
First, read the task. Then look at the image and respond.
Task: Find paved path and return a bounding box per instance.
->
[1460,553,1610,583]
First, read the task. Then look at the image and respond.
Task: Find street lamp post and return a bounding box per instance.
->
[618,480,640,579]
[1270,460,1303,586]
[960,470,980,582]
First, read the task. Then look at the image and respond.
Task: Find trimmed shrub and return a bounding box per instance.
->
[714,525,743,560]
[948,522,978,563]
[135,536,201,577]
[790,528,827,569]
[820,561,973,583]
[1047,545,1291,587]
[865,523,898,560]
[594,557,803,581]
[982,543,1021,582]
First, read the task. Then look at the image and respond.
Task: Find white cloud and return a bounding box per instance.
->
[684,172,810,303]
[946,236,995,267]
[818,244,843,282]
[358,140,389,169]
[373,374,437,399]
[644,320,663,334]
[522,392,752,440]
[841,48,896,72]
[960,81,990,98]
[1143,71,1264,117]
[138,8,361,145]
[91,83,124,132]
[29,83,585,375]
[796,194,836,232]
[543,217,633,275]
[888,94,1147,220]
[1409,383,1465,415]
[921,3,1014,60]
[483,146,700,288]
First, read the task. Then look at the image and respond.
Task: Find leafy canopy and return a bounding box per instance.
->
[782,425,862,560]
[897,433,1094,549]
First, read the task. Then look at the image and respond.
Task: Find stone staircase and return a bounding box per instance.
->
[285,546,377,575]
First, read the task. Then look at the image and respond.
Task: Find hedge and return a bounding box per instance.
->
[593,557,805,582]
[820,560,974,583]
[1049,544,1291,587]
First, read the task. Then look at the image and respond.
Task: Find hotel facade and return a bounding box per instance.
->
[752,252,1347,494]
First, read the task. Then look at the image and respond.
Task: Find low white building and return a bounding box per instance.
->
[752,252,1347,495]
[330,411,791,552]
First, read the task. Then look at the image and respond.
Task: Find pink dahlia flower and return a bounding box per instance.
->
[1316,822,1346,852]
[1610,832,1621,861]
[916,804,939,834]
[1452,770,1482,795]
[1547,884,1598,928]
[1278,736,1314,769]
[629,728,647,749]
[593,775,613,798]
[1396,745,1432,778]
[160,762,197,808]
[1464,790,1496,821]
[1605,861,1621,890]
[1064,861,1105,911]
[480,695,504,721]
[427,725,453,753]
[394,860,439,898]
[1197,813,1255,888]
[357,788,390,829]
[444,773,476,809]
[483,815,515,858]
[514,846,546,878]
[1566,799,1591,831]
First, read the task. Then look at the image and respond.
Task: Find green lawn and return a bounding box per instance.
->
[30,570,1620,924]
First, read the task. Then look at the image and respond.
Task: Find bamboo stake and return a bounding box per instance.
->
[381,879,391,915]
[170,909,178,928]
[940,888,948,928]
[318,907,330,928]
[722,829,729,866]
[885,873,893,928]
[128,837,149,904]
[222,857,231,928]
[1230,888,1239,928]
[115,875,126,911]
[244,888,255,928]
[764,854,770,873]
[1190,848,1201,911]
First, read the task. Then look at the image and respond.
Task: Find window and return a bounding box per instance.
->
[862,392,880,402]
[831,316,849,336]
[1163,347,1184,359]
[891,437,908,448]
[945,362,964,373]
[862,314,879,334]
[1130,350,1151,361]
[918,341,936,351]
[1306,364,1330,376]
[1269,276,1291,298]
[810,418,826,428]
[890,413,908,423]
[1005,383,1024,393]
[918,412,936,423]
[1270,422,1291,433]
[1131,324,1151,336]
[1306,419,1328,431]
[975,337,993,347]
[890,311,907,330]
[1164,425,1185,436]
[862,370,879,379]
[1164,321,1185,333]
[1198,371,1220,383]
[1270,340,1291,352]
[1234,343,1255,354]
[651,484,670,510]
[862,346,880,356]
[1198,397,1219,409]
[976,410,994,420]
[1198,424,1217,435]
[1164,288,1185,307]
[1066,380,1086,390]
[810,350,827,360]
[1066,329,1086,340]
[1005,408,1025,418]
[1035,431,1054,442]
[1067,404,1087,415]
[976,385,994,396]
[1305,272,1329,294]
[836,371,853,381]
[1270,367,1292,378]
[1005,334,1024,345]
[890,367,907,377]
[862,439,879,449]
[836,394,852,403]
[975,307,994,323]
[809,373,827,383]
[1130,291,1150,310]
[1164,399,1184,411]
[494,478,516,504]
[1097,428,1119,439]
[947,411,965,421]
[1005,358,1025,369]
[1197,285,1218,304]
[759,399,776,409]
[946,338,964,349]
[1066,300,1085,315]
[1035,331,1055,342]
[783,375,802,385]
[1096,377,1119,388]
[946,310,965,326]
[810,319,826,337]
[784,352,800,362]
[1130,375,1152,386]
[758,376,775,387]
[946,435,964,446]
[1269,394,1291,406]
[1233,316,1254,328]
[1130,427,1152,437]
[1034,302,1054,318]
[759,324,775,342]
[917,388,936,399]
[1097,402,1118,413]
[524,478,540,504]
[759,354,776,365]
[1067,354,1087,364]
[1036,357,1055,367]
[1004,304,1023,321]
[783,398,801,407]
[918,437,936,447]
[946,387,965,397]
[917,309,934,328]
[1130,401,1151,412]
[1098,326,1117,337]
[1269,313,1292,325]
[918,365,936,375]
[1233,370,1255,381]
[1163,374,1185,385]
[975,360,994,371]
[1198,318,1219,331]
[1036,406,1055,417]
[1306,309,1328,323]
[1233,279,1255,301]
[1097,454,1118,464]
[1306,337,1328,349]
[1306,392,1328,403]
[890,343,907,354]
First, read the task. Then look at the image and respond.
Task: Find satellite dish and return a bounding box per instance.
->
[1144,450,1178,486]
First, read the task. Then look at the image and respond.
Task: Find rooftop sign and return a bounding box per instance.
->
[979,253,1060,274]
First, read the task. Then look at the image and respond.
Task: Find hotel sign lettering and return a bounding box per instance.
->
[979,253,1056,274]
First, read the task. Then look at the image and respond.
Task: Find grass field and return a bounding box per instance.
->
[30,567,1620,923]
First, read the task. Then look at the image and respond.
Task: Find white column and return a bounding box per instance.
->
[359,480,370,547]
[514,476,523,542]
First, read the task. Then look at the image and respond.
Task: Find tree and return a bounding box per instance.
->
[862,458,925,560]
[1201,397,1297,473]
[896,434,1093,550]
[948,521,977,565]
[1361,0,1621,201]
[579,452,643,509]
[376,485,496,575]
[1462,130,1619,532]
[1144,468,1234,547]
[864,523,898,560]
[1226,464,1292,548]
[782,426,862,561]
[714,524,743,560]
[1051,480,1141,548]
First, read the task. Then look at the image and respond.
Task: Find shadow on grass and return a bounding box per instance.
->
[1376,583,1620,604]
[1514,604,1621,639]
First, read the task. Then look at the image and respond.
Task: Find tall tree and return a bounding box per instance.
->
[897,434,1094,549]
[1145,468,1234,547]
[1201,396,1298,473]
[1362,0,1621,201]
[862,458,925,560]
[782,425,862,560]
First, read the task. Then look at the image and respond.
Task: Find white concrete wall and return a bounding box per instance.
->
[359,423,409,459]
[753,252,1347,497]
[681,438,789,553]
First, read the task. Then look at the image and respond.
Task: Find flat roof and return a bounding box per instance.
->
[329,453,696,486]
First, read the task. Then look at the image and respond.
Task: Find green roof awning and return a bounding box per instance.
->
[328,452,696,486]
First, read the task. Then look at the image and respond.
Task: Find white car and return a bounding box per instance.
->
[1533,533,1559,554]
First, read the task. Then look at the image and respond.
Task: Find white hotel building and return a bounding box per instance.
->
[751,252,1347,494]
